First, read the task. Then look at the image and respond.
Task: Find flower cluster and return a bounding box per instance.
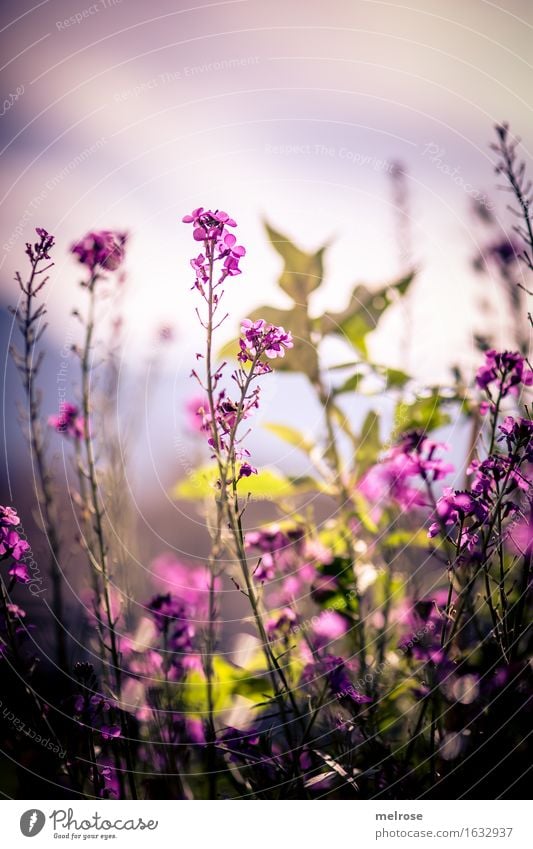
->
[0,505,29,562]
[238,319,294,363]
[182,208,245,285]
[48,402,86,439]
[476,350,533,399]
[429,414,533,551]
[71,230,127,272]
[246,524,305,582]
[25,227,55,264]
[359,430,454,512]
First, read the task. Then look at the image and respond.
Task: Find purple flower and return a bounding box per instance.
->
[71,230,127,272]
[246,524,305,581]
[48,402,86,439]
[25,227,55,264]
[428,487,489,549]
[185,394,210,434]
[239,319,294,361]
[266,607,297,638]
[0,505,30,562]
[475,350,533,398]
[359,430,453,512]
[238,462,257,479]
[182,208,245,283]
[302,655,372,708]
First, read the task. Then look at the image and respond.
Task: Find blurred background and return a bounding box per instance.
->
[1,0,532,656]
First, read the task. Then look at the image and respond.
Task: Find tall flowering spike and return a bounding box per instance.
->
[71,230,128,272]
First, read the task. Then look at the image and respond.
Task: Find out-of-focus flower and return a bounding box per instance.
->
[71,230,127,272]
[302,654,372,708]
[246,524,305,582]
[185,394,210,434]
[266,607,297,639]
[312,610,350,648]
[48,402,86,439]
[359,430,453,512]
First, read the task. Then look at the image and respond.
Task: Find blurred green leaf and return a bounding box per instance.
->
[394,390,450,434]
[172,465,318,501]
[322,272,415,354]
[383,528,431,548]
[355,410,381,475]
[334,371,364,395]
[264,221,326,301]
[263,422,315,454]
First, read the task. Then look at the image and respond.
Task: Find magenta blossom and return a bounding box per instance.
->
[239,319,294,362]
[0,506,30,562]
[475,350,533,398]
[71,230,127,272]
[359,430,453,513]
[182,208,245,283]
[25,227,55,264]
[48,403,86,439]
[185,394,210,434]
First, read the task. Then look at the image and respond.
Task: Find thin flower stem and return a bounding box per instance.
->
[79,276,137,800]
[14,258,67,669]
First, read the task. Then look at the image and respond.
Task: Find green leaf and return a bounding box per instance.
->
[264,221,326,302]
[172,465,316,501]
[380,367,410,389]
[263,422,315,453]
[393,390,450,435]
[334,371,364,395]
[383,528,431,548]
[355,410,381,475]
[321,272,415,354]
[351,490,379,533]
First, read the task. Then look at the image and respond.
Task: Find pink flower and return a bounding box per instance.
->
[476,350,533,398]
[48,403,86,439]
[0,505,30,563]
[71,230,127,272]
[239,319,294,361]
[185,395,210,434]
[182,208,245,283]
[312,610,349,648]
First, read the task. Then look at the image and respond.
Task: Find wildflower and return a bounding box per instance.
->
[359,430,453,511]
[71,230,127,272]
[238,462,257,479]
[246,524,305,581]
[475,350,533,398]
[182,208,245,282]
[48,402,85,439]
[239,319,294,362]
[428,487,489,549]
[0,505,30,562]
[266,607,297,638]
[185,395,210,434]
[302,655,372,708]
[312,610,350,649]
[25,227,55,264]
